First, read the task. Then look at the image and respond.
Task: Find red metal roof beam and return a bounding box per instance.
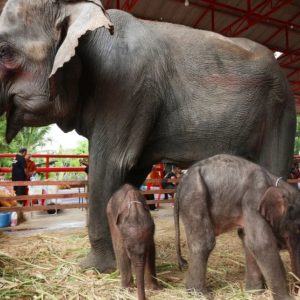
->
[104,0,114,8]
[221,0,293,37]
[280,56,300,68]
[278,48,300,62]
[288,68,300,79]
[262,12,300,45]
[121,0,140,12]
[220,0,271,35]
[172,0,300,32]
[193,5,212,28]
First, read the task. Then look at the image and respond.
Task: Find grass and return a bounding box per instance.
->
[0,208,299,299]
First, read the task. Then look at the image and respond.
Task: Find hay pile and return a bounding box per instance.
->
[0,209,299,299]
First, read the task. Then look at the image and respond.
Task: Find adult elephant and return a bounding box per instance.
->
[0,0,296,272]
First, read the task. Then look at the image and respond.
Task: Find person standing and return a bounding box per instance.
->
[25,153,37,180]
[24,153,38,206]
[162,165,181,200]
[12,148,27,205]
[145,166,162,211]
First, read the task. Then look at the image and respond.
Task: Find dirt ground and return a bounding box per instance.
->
[0,205,299,299]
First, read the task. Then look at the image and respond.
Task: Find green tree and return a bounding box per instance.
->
[50,139,88,180]
[0,116,8,153]
[0,116,52,167]
[74,140,89,155]
[10,127,52,152]
[295,115,300,155]
[0,116,52,153]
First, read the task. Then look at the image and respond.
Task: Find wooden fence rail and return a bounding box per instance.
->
[0,179,177,213]
[1,177,297,213]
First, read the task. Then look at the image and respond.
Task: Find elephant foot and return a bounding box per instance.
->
[80,249,116,273]
[145,280,162,290]
[186,288,211,300]
[186,283,209,298]
[178,257,188,271]
[121,276,134,289]
[245,278,265,293]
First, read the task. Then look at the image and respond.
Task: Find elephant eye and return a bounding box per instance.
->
[0,44,11,59]
[0,43,22,70]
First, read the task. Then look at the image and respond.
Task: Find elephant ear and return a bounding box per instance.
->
[258,187,287,231]
[49,0,113,79]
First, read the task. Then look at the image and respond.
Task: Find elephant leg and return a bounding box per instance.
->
[238,229,265,291]
[184,211,215,294]
[110,224,133,288]
[80,157,151,272]
[145,240,161,290]
[80,159,127,272]
[118,245,134,288]
[244,213,293,300]
[176,169,216,294]
[80,199,116,271]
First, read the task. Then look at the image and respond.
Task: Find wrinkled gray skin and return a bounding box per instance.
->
[0,0,296,272]
[107,184,160,300]
[175,154,300,300]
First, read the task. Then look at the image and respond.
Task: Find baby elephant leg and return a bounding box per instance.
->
[238,229,265,291]
[244,213,293,300]
[144,240,161,290]
[183,210,216,294]
[112,229,133,288]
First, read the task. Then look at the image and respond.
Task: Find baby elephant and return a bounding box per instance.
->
[175,154,300,300]
[107,184,160,300]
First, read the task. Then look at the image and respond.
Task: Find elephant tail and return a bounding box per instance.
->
[258,67,296,178]
[174,181,188,271]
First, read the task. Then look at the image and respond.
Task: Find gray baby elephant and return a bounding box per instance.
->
[107,184,160,300]
[175,154,300,300]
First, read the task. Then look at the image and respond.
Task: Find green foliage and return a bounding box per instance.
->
[295,115,300,155]
[74,140,89,155]
[0,116,51,154]
[0,116,52,169]
[48,139,89,180]
[0,117,88,180]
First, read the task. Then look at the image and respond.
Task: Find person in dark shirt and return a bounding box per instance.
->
[162,165,181,199]
[12,147,27,199]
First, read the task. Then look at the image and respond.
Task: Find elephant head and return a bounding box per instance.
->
[259,184,300,278]
[0,0,113,142]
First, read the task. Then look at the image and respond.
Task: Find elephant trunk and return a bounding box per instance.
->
[134,255,146,300]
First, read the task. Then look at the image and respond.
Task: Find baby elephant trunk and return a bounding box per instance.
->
[134,254,147,300]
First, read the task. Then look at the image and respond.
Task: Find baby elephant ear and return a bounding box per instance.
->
[258,187,286,230]
[49,0,113,79]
